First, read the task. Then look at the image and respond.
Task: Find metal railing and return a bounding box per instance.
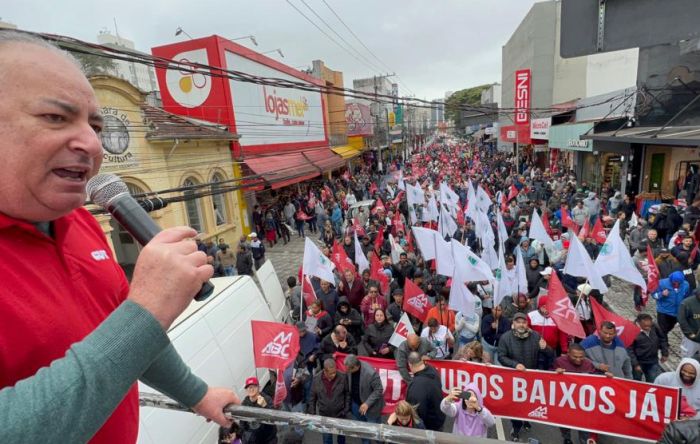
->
[139,392,498,444]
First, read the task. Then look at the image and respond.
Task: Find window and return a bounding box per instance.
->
[183,178,204,233]
[211,173,229,226]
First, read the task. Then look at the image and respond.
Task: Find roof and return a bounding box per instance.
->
[140,104,239,141]
[581,125,700,147]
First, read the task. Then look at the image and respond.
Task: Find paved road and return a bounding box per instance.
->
[263,235,662,443]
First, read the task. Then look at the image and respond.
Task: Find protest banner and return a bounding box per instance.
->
[335,354,680,441]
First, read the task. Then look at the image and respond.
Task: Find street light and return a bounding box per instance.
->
[229,35,258,46]
[174,27,193,39]
[261,48,284,58]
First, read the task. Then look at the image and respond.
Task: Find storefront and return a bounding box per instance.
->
[530,117,551,169]
[549,122,600,185]
[90,75,244,276]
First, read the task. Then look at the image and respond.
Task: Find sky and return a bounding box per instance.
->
[3,0,542,100]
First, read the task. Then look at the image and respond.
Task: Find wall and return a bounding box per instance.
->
[551,1,587,104]
[642,146,700,196]
[312,60,347,145]
[586,48,639,97]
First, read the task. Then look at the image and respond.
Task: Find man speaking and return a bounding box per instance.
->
[0,31,239,442]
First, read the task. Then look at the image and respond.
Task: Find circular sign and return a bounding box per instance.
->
[165,49,212,108]
[101,114,130,155]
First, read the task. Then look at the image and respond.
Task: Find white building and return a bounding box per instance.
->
[97,32,158,93]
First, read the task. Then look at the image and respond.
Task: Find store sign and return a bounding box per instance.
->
[530,117,551,140]
[514,69,531,125]
[164,48,212,108]
[507,130,517,139]
[345,102,373,136]
[225,51,326,147]
[100,106,137,171]
[549,122,595,152]
[485,127,496,135]
[568,139,590,148]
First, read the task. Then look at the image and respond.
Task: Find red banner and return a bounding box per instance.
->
[402,278,432,322]
[251,320,300,370]
[514,68,531,125]
[335,354,680,442]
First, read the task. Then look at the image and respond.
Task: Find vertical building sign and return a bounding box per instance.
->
[514,69,531,125]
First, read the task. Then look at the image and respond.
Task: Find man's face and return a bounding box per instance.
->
[0,44,104,221]
[513,318,528,333]
[599,326,616,345]
[335,327,347,341]
[683,238,693,249]
[506,260,515,270]
[344,270,354,282]
[567,348,585,366]
[323,367,337,380]
[393,294,403,305]
[639,318,653,332]
[539,305,549,317]
[680,364,697,385]
[320,281,330,292]
[648,230,657,241]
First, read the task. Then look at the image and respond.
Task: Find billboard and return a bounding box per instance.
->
[153,36,329,156]
[514,69,531,125]
[530,117,551,140]
[345,102,373,136]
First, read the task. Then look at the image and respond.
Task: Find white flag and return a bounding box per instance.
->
[413,227,437,260]
[449,268,477,315]
[629,212,639,229]
[515,246,529,294]
[439,204,458,239]
[493,243,511,307]
[465,180,478,222]
[386,184,395,199]
[452,239,495,282]
[440,182,460,209]
[397,171,406,191]
[389,312,416,347]
[529,210,554,249]
[496,210,509,244]
[424,195,439,222]
[354,232,369,273]
[435,234,454,277]
[480,242,499,269]
[564,235,609,293]
[303,237,336,283]
[594,220,646,290]
[476,186,492,213]
[406,182,425,206]
[389,234,405,264]
[408,204,418,225]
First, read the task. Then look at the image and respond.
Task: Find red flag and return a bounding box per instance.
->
[374,225,385,254]
[560,207,579,233]
[406,229,415,253]
[392,212,405,236]
[324,184,334,200]
[403,278,433,322]
[273,370,287,407]
[507,184,518,202]
[391,190,404,208]
[591,218,607,244]
[352,218,366,237]
[302,275,317,306]
[370,253,389,295]
[369,182,378,196]
[589,297,641,347]
[332,241,356,275]
[372,198,386,215]
[456,202,465,226]
[542,211,553,236]
[251,320,300,369]
[578,218,591,239]
[640,244,660,306]
[546,272,586,338]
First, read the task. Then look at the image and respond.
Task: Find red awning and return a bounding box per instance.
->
[243,147,344,190]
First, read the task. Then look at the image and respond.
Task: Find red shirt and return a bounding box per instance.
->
[0,208,136,443]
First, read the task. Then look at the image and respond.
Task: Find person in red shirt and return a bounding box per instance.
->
[0,32,238,443]
[552,344,597,444]
[527,296,569,354]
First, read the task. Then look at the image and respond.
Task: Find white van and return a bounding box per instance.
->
[137,264,288,444]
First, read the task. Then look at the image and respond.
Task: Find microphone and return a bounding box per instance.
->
[87,173,214,302]
[138,197,168,213]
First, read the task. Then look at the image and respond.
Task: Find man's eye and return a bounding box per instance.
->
[43,114,66,123]
[91,124,103,135]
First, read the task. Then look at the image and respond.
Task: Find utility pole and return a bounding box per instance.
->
[373,75,383,173]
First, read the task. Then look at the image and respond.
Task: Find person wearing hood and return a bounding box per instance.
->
[608,191,622,215]
[405,352,446,431]
[518,237,536,262]
[628,219,648,254]
[656,247,682,279]
[655,358,700,419]
[679,288,700,358]
[334,298,363,343]
[525,258,544,298]
[653,270,691,338]
[440,383,495,438]
[583,191,600,222]
[235,243,254,276]
[501,293,535,323]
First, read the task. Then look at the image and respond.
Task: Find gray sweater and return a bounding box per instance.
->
[581,334,632,379]
[395,338,437,382]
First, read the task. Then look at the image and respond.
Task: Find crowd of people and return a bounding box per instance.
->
[217,139,700,444]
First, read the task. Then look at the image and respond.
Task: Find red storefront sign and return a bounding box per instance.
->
[499,125,531,144]
[514,68,531,125]
[336,354,680,442]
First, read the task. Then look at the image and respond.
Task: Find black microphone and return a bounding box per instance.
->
[87,173,214,301]
[138,197,168,213]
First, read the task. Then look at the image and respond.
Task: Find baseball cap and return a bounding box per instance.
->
[540,267,553,276]
[249,232,258,238]
[513,312,528,322]
[577,283,592,295]
[244,377,259,388]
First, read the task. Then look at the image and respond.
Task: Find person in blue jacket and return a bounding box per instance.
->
[652,270,691,339]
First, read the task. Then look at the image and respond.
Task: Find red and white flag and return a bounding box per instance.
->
[560,207,579,233]
[541,211,553,236]
[389,312,415,347]
[646,243,660,294]
[507,184,518,202]
[374,225,385,254]
[370,253,389,296]
[302,275,317,307]
[578,218,591,239]
[403,279,433,322]
[372,198,386,215]
[331,241,356,275]
[591,218,607,244]
[251,320,300,369]
[273,370,287,407]
[589,297,640,347]
[546,272,586,338]
[352,218,366,237]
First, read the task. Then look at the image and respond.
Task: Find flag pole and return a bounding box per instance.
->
[300,266,305,322]
[573,279,589,311]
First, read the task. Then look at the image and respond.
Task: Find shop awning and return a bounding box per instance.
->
[331,145,362,159]
[244,152,320,189]
[243,147,346,189]
[581,125,700,147]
